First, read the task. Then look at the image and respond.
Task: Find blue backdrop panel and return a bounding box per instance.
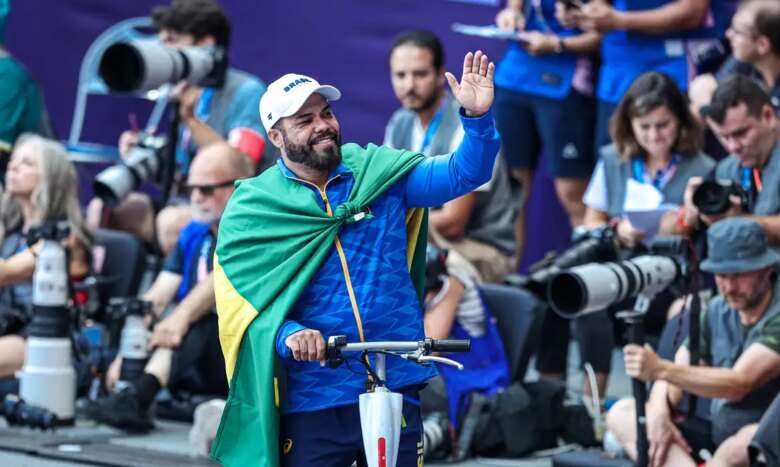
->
[5,0,571,269]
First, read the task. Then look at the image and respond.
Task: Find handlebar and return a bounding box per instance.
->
[327,336,470,355]
[326,335,470,373]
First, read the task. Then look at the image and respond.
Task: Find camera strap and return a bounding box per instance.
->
[741,167,762,212]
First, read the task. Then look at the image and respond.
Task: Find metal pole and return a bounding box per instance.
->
[375,353,386,382]
[618,309,649,467]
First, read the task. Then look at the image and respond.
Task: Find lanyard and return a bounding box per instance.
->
[631,154,679,191]
[419,107,444,155]
[197,234,213,283]
[741,167,763,193]
[179,88,215,164]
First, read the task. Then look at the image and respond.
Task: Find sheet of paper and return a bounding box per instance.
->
[451,23,521,41]
[623,178,664,211]
[624,204,677,242]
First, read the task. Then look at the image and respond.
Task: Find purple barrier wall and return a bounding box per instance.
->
[5,0,572,269]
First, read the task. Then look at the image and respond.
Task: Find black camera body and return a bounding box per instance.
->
[1,394,59,430]
[507,226,621,298]
[0,307,31,337]
[693,179,749,216]
[26,220,70,244]
[93,132,169,208]
[106,297,152,349]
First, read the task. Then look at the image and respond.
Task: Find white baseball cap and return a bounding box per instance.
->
[259,73,342,133]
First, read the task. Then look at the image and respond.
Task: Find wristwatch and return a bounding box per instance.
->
[553,36,565,54]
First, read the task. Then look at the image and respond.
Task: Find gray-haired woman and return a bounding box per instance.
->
[0,134,93,377]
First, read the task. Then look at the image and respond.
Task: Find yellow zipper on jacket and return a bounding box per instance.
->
[292,175,367,343]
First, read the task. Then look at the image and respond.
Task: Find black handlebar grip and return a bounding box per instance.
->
[430,339,471,352]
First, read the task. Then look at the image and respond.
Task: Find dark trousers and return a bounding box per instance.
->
[280,388,424,467]
[168,312,228,397]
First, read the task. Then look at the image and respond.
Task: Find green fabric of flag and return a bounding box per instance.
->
[211,142,427,466]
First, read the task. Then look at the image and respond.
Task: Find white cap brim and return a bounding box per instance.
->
[278,84,342,120]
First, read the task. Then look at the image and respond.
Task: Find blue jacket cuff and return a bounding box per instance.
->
[276,320,307,359]
[459,107,496,137]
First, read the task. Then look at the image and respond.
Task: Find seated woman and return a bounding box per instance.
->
[585,71,715,247]
[0,134,93,378]
[539,72,716,406]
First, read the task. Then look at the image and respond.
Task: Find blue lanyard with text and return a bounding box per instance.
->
[419,108,444,154]
[631,154,679,191]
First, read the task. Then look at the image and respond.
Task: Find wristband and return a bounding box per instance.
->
[676,207,693,235]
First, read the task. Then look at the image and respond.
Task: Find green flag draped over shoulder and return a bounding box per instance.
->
[211,143,428,466]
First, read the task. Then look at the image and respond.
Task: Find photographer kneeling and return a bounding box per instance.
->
[538,72,714,401]
[683,74,780,236]
[86,143,253,432]
[0,134,93,378]
[606,218,780,467]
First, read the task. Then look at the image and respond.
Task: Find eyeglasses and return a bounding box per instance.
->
[728,25,757,38]
[183,179,236,197]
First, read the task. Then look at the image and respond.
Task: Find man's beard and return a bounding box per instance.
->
[405,88,440,113]
[282,129,342,172]
[191,206,221,225]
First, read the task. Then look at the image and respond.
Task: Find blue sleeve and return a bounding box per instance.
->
[162,241,184,274]
[226,79,267,136]
[275,320,307,360]
[404,109,501,208]
[227,79,278,167]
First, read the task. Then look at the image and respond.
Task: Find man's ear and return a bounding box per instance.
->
[756,35,772,57]
[437,67,446,88]
[761,104,776,126]
[267,128,285,150]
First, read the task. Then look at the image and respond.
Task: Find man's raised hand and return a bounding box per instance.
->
[445,50,495,118]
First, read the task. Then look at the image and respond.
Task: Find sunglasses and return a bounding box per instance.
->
[183,179,236,197]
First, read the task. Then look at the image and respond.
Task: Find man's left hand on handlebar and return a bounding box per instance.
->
[286,328,327,367]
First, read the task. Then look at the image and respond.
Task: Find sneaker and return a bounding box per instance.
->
[84,386,154,433]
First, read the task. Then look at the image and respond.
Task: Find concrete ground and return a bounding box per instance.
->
[0,344,632,466]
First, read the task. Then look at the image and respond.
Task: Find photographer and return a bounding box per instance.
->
[584,72,714,247]
[536,72,713,402]
[86,0,270,251]
[86,143,253,432]
[682,74,780,242]
[0,134,92,378]
[606,218,780,467]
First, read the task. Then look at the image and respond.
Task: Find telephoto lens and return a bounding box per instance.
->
[114,299,152,393]
[547,255,680,318]
[18,222,77,424]
[98,40,227,94]
[92,133,167,207]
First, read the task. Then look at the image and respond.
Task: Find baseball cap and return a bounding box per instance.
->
[259,73,341,133]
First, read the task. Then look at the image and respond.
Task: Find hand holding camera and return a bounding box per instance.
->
[684,177,750,229]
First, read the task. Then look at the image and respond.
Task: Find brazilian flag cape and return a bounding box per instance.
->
[211,143,428,466]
